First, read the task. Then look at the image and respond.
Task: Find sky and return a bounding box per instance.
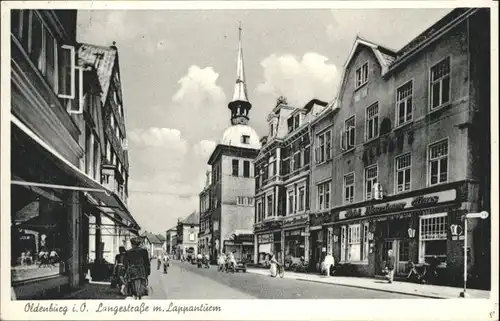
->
[77,8,452,234]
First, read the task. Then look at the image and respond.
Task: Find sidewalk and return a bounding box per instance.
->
[63,281,125,299]
[247,268,490,299]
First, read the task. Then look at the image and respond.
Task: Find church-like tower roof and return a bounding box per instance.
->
[232,23,249,103]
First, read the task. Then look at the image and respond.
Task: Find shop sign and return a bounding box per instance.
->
[258,233,273,243]
[338,189,456,220]
[283,214,308,227]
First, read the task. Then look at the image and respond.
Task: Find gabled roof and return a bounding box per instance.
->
[77,43,118,106]
[343,36,397,76]
[141,231,165,244]
[181,212,200,225]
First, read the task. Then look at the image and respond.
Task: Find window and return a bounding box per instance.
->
[365,103,379,141]
[30,12,44,73]
[45,30,57,90]
[106,140,111,163]
[396,81,413,126]
[429,139,448,185]
[232,159,239,176]
[293,149,301,171]
[270,124,274,137]
[298,186,305,212]
[287,114,301,133]
[243,160,250,178]
[268,157,276,177]
[315,130,332,163]
[362,223,369,261]
[430,57,451,110]
[287,190,294,215]
[317,181,331,210]
[346,224,361,261]
[241,135,250,144]
[341,116,355,151]
[266,195,273,217]
[189,233,195,242]
[364,165,378,200]
[256,200,263,222]
[419,213,447,264]
[355,62,369,88]
[343,173,355,204]
[395,153,411,193]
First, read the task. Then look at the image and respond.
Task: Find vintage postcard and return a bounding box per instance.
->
[0,1,498,320]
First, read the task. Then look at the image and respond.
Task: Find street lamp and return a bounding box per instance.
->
[459,211,489,298]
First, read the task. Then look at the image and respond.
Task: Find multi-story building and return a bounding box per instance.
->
[253,98,327,266]
[314,8,490,288]
[78,42,139,266]
[199,170,213,258]
[164,227,177,256]
[308,100,339,271]
[9,10,140,299]
[176,212,200,260]
[203,27,260,263]
[141,232,165,259]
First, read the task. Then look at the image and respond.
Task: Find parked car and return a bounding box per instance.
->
[234,260,247,273]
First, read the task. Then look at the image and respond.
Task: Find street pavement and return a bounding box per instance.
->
[145,260,421,299]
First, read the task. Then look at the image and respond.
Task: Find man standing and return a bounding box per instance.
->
[324,253,335,277]
[386,249,395,283]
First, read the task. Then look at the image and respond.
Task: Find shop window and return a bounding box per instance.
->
[345,224,361,262]
[365,103,379,141]
[285,230,304,260]
[343,173,355,204]
[396,80,413,126]
[364,165,378,200]
[419,213,447,265]
[232,159,239,176]
[287,190,294,215]
[317,181,331,210]
[428,139,448,186]
[11,186,67,283]
[395,153,412,193]
[430,57,451,110]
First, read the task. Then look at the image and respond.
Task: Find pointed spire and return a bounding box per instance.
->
[232,21,249,103]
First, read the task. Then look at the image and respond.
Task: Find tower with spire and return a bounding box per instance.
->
[199,23,260,264]
[228,22,252,126]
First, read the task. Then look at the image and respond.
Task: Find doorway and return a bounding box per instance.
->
[382,239,410,276]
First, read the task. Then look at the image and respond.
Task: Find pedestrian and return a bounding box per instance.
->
[123,237,151,299]
[385,249,395,283]
[269,253,279,277]
[157,254,162,270]
[323,253,335,277]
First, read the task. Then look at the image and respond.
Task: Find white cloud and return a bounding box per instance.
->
[172,65,226,105]
[256,52,340,106]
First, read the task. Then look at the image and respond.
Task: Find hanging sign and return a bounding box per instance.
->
[338,189,456,221]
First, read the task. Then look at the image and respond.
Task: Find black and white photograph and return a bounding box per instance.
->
[0,1,498,320]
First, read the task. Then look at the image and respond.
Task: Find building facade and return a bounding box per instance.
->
[199,171,213,258]
[9,9,140,299]
[164,227,177,256]
[202,27,260,263]
[308,101,338,271]
[253,98,327,266]
[310,8,490,288]
[176,212,200,260]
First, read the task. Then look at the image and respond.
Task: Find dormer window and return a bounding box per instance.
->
[241,135,250,144]
[355,62,369,89]
[287,113,301,133]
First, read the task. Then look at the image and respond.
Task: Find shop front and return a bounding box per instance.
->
[224,231,254,262]
[254,220,283,266]
[309,213,334,272]
[282,214,309,268]
[329,183,483,285]
[10,117,140,299]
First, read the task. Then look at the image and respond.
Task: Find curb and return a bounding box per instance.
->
[246,269,445,299]
[294,278,445,299]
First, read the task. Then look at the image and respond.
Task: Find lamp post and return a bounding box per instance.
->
[459,211,489,298]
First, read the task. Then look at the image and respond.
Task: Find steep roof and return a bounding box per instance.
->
[141,231,164,244]
[181,212,200,225]
[77,43,117,105]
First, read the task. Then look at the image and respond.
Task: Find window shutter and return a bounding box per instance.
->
[58,45,75,99]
